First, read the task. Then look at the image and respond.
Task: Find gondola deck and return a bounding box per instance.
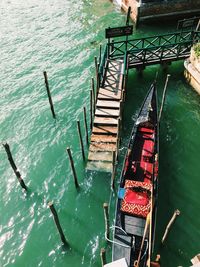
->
[112,83,159,267]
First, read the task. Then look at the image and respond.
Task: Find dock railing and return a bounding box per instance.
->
[105,30,200,67]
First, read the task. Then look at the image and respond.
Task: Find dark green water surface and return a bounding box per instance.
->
[0,1,200,266]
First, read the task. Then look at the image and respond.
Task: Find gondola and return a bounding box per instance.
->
[112,82,159,267]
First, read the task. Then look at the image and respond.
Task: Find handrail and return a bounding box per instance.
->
[106,30,200,59]
[98,45,108,86]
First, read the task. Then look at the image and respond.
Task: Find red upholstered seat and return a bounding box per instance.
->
[124,180,152,191]
[139,127,154,133]
[120,180,152,218]
[124,189,149,205]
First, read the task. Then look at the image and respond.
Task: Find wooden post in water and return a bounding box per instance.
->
[161,209,180,244]
[103,203,110,241]
[159,74,170,122]
[100,248,106,267]
[77,120,85,161]
[43,71,56,119]
[94,56,100,92]
[91,77,96,103]
[48,202,68,246]
[83,107,89,146]
[66,147,79,189]
[111,150,116,190]
[91,79,96,115]
[90,89,93,130]
[99,45,102,67]
[3,143,27,190]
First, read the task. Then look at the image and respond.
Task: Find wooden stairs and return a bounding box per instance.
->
[87,58,125,172]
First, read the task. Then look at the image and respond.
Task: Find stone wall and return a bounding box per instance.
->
[139,0,200,21]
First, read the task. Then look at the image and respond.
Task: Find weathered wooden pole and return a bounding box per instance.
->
[94,56,100,92]
[99,45,102,67]
[83,107,89,146]
[100,248,106,267]
[103,203,110,241]
[161,209,180,244]
[111,150,116,190]
[66,147,79,189]
[90,89,93,130]
[159,74,170,122]
[91,77,96,103]
[77,120,85,161]
[91,79,96,115]
[43,71,56,119]
[3,143,27,190]
[48,202,68,246]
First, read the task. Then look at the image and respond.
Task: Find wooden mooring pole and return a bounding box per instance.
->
[100,248,106,267]
[48,202,68,246]
[159,74,170,122]
[90,89,93,130]
[77,120,85,161]
[3,143,27,190]
[91,78,96,114]
[103,203,110,241]
[66,147,79,189]
[161,209,180,244]
[94,56,100,92]
[83,107,89,146]
[43,71,56,119]
[111,150,116,191]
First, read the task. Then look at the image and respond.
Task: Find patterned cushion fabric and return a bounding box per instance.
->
[121,198,150,218]
[120,180,152,218]
[124,180,152,191]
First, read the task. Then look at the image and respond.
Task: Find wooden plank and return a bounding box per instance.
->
[88,151,113,162]
[87,161,113,172]
[91,134,117,143]
[92,126,118,135]
[89,142,116,151]
[98,88,122,100]
[95,108,120,117]
[113,234,132,265]
[94,117,118,125]
[124,215,146,237]
[96,100,120,109]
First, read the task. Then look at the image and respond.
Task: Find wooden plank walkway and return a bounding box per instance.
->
[87,58,124,172]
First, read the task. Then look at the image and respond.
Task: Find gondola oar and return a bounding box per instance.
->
[134,212,150,267]
[146,187,154,267]
[158,74,170,122]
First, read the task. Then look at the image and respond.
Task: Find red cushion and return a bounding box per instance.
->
[121,180,152,218]
[124,189,149,206]
[124,180,152,191]
[139,127,154,133]
[121,199,150,218]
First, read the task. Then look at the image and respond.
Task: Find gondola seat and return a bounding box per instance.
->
[120,180,152,218]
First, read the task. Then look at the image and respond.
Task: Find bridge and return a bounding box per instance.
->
[107,30,200,69]
[86,29,200,173]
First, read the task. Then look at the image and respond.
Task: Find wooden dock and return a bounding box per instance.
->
[87,58,125,172]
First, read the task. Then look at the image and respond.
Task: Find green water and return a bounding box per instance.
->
[0,1,200,266]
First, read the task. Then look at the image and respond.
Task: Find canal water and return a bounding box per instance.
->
[0,1,200,266]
